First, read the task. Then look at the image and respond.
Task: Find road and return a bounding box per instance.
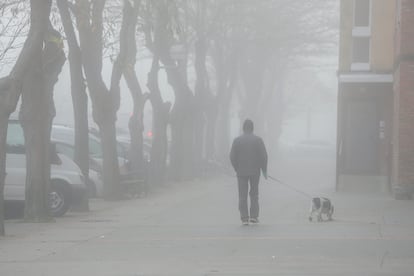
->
[1,162,414,275]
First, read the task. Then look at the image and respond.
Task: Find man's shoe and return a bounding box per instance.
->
[242,220,249,226]
[249,218,259,224]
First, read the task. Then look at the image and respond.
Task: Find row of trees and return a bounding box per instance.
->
[0,0,336,235]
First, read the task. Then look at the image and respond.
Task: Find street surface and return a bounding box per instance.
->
[1,157,414,275]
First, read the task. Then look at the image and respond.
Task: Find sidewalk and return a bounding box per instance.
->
[3,177,207,239]
[1,174,414,275]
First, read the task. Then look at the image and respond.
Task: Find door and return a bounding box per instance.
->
[343,100,379,174]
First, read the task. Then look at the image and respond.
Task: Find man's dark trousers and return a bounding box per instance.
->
[237,174,260,221]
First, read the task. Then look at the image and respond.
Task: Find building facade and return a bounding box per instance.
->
[392,0,414,196]
[337,0,396,192]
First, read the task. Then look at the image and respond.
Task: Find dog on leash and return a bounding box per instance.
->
[309,197,334,222]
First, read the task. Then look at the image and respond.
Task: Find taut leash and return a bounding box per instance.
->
[267,175,313,199]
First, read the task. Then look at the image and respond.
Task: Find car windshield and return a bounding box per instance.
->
[52,126,103,158]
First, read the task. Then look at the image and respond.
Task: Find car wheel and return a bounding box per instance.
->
[49,181,71,217]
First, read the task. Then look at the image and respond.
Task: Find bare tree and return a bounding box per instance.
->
[118,0,149,185]
[141,0,170,187]
[237,0,337,138]
[0,76,19,233]
[0,1,29,71]
[57,0,90,189]
[73,0,123,200]
[0,0,66,229]
[153,0,195,181]
[22,13,66,221]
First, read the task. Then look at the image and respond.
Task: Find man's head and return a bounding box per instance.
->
[243,119,254,134]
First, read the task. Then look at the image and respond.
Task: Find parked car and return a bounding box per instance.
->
[52,125,129,166]
[5,120,87,217]
[52,125,149,197]
[53,139,104,197]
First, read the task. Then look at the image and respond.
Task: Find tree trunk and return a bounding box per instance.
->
[168,81,194,181]
[0,78,21,235]
[75,0,122,200]
[120,0,146,176]
[154,2,194,181]
[0,0,53,232]
[99,120,121,198]
[57,0,89,181]
[19,0,63,222]
[0,113,8,235]
[147,57,169,187]
[22,17,66,222]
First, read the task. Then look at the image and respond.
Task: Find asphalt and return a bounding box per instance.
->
[1,165,414,275]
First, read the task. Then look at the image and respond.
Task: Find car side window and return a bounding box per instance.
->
[6,122,25,154]
[89,138,102,158]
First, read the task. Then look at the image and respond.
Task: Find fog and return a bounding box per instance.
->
[3,0,414,275]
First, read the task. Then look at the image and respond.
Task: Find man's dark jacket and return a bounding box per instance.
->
[230,133,268,177]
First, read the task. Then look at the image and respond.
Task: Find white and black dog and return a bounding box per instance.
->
[309,197,334,222]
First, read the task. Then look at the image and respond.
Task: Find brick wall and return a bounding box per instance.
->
[398,1,414,57]
[397,62,414,185]
[393,0,414,188]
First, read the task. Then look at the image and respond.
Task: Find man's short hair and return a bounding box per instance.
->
[243,119,254,133]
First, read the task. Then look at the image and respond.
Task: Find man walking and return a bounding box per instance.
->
[230,119,268,225]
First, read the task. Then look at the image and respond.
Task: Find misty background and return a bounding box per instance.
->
[1,1,339,152]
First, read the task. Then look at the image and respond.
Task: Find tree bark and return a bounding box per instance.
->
[119,0,147,177]
[0,0,55,232]
[147,57,170,187]
[0,114,7,235]
[0,78,19,235]
[155,2,195,181]
[22,16,66,221]
[57,0,89,181]
[75,0,122,200]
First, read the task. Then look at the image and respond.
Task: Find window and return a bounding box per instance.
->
[89,138,102,158]
[351,0,371,71]
[352,37,370,63]
[6,122,25,154]
[354,0,370,27]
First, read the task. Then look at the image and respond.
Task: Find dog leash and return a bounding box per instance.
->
[267,175,313,199]
[212,160,314,200]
